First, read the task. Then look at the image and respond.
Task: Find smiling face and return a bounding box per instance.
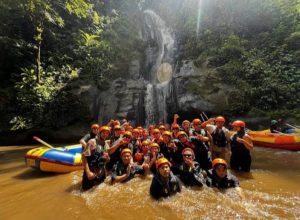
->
[121,152,132,165]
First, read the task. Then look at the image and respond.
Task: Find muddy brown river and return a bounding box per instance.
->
[1,145,300,220]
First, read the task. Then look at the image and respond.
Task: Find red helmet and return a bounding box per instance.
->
[156,157,171,169]
[232,120,246,128]
[99,126,111,133]
[215,116,225,123]
[192,119,201,125]
[91,124,99,129]
[212,158,227,168]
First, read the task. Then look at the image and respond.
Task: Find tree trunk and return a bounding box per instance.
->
[36,39,41,84]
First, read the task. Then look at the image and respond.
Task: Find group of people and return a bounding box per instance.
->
[79,114,253,200]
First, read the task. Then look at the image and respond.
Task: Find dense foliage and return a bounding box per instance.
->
[0,0,299,131]
[171,0,300,118]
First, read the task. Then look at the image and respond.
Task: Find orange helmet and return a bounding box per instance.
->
[121,148,132,156]
[232,120,246,128]
[212,158,227,168]
[123,131,132,138]
[132,129,140,134]
[171,124,180,129]
[192,119,201,125]
[142,140,149,145]
[215,116,225,123]
[99,126,111,133]
[177,131,187,138]
[159,125,166,130]
[150,142,160,150]
[91,124,99,129]
[162,131,172,137]
[156,157,171,169]
[114,125,121,130]
[152,129,160,134]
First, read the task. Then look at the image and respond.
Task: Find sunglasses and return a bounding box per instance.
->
[183,154,193,158]
[172,128,179,130]
[123,136,131,139]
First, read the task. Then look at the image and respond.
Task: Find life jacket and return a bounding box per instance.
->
[87,138,108,169]
[231,132,250,156]
[211,127,228,147]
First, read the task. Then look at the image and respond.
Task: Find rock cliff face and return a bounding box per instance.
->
[88,10,234,126]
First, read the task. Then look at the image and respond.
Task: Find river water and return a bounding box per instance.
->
[1,145,300,220]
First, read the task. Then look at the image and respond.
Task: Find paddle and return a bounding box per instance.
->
[201,112,209,121]
[285,123,300,130]
[33,136,55,149]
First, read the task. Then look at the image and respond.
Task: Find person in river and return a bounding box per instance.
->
[178,148,206,187]
[79,123,99,151]
[150,157,182,200]
[106,131,134,170]
[230,120,253,172]
[148,142,164,174]
[181,120,191,136]
[81,126,110,191]
[111,148,149,184]
[159,131,177,164]
[207,158,244,199]
[175,131,212,171]
[109,125,122,146]
[201,116,231,162]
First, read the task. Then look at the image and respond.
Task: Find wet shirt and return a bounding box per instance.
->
[231,133,250,156]
[178,161,205,187]
[111,161,145,183]
[150,172,182,200]
[207,170,239,189]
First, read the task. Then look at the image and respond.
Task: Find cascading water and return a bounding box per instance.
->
[143,10,174,125]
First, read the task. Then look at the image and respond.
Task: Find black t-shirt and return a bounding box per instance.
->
[207,169,239,189]
[111,161,145,183]
[150,172,182,200]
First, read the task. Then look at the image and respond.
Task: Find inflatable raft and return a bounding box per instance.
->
[25,144,83,173]
[248,129,300,150]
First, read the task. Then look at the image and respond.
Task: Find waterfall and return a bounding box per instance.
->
[143,10,174,125]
